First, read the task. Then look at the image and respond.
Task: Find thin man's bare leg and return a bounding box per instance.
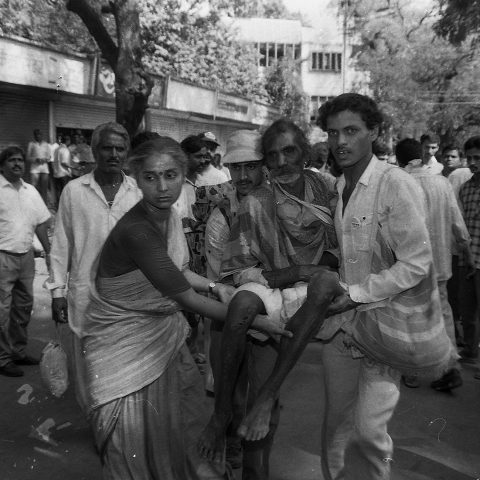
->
[198,291,265,464]
[238,270,343,441]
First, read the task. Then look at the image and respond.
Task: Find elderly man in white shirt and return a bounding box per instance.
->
[0,146,51,377]
[46,122,142,410]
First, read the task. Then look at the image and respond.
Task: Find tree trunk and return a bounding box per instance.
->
[112,0,153,137]
[66,0,153,138]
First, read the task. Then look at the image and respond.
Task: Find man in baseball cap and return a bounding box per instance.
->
[198,131,220,154]
[196,132,229,184]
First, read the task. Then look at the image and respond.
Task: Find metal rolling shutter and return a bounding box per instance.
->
[54,101,115,130]
[149,110,237,149]
[0,93,49,151]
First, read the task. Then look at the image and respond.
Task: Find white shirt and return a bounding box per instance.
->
[53,144,72,178]
[47,172,142,336]
[409,168,471,281]
[448,167,473,201]
[197,164,228,185]
[27,141,52,174]
[337,157,432,303]
[318,156,433,339]
[426,156,444,175]
[0,175,51,253]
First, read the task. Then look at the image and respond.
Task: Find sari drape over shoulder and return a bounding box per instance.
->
[83,211,190,410]
[82,209,224,479]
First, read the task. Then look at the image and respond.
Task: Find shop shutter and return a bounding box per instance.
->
[0,93,49,151]
[54,101,115,130]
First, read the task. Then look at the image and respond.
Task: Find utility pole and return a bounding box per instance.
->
[342,0,349,93]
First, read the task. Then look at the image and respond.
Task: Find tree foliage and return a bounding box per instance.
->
[213,0,291,19]
[0,0,309,127]
[140,0,266,99]
[0,0,97,53]
[346,0,480,145]
[264,58,309,130]
[434,0,480,46]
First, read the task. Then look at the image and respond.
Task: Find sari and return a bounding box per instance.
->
[82,210,223,480]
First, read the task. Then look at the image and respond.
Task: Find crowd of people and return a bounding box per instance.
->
[0,92,479,480]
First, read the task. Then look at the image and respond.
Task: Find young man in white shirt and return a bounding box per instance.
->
[236,94,440,480]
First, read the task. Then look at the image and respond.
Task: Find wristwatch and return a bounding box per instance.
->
[208,282,216,295]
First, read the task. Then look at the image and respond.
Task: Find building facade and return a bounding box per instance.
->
[0,35,280,154]
[226,14,365,125]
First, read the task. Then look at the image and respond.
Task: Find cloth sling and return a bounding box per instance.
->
[220,171,337,282]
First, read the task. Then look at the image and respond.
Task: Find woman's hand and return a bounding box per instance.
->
[252,314,293,339]
[214,283,236,304]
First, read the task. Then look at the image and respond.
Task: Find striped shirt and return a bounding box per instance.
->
[458,178,480,268]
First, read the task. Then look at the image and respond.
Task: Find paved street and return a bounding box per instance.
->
[1,259,479,480]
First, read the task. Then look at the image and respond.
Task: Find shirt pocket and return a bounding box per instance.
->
[351,213,374,251]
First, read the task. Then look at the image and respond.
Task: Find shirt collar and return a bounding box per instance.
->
[337,154,378,191]
[82,170,137,190]
[0,174,27,189]
[357,154,379,186]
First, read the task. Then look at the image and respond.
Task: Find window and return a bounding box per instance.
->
[267,43,275,67]
[259,43,267,67]
[254,42,302,67]
[310,96,330,121]
[311,52,342,72]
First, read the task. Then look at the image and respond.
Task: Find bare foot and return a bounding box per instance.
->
[198,413,230,465]
[237,392,275,442]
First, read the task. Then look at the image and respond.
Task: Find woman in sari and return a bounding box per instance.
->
[82,137,286,480]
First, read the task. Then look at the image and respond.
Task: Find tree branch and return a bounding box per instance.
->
[65,0,118,67]
[406,8,435,40]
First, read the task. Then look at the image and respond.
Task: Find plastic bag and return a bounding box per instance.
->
[40,340,69,398]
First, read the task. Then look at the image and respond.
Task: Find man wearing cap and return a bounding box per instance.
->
[199,122,338,478]
[203,129,268,473]
[197,132,229,184]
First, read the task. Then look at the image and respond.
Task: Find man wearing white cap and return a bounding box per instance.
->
[197,131,229,185]
[200,122,338,479]
[204,130,269,474]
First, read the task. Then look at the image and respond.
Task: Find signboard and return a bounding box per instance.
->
[0,37,90,94]
[165,77,216,116]
[216,92,252,122]
[96,63,116,98]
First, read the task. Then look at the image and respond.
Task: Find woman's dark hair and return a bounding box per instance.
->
[180,135,207,155]
[317,93,384,132]
[0,145,25,165]
[131,131,161,150]
[261,118,311,166]
[128,137,187,178]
